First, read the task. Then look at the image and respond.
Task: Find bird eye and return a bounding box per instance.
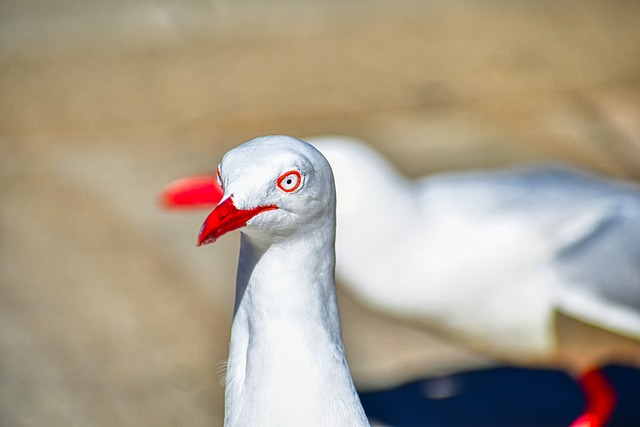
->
[277,170,302,193]
[216,165,223,188]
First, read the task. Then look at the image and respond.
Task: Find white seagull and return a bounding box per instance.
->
[308,137,640,358]
[308,137,640,427]
[161,135,640,427]
[191,136,369,427]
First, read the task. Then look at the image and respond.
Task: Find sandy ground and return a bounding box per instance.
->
[2,1,640,425]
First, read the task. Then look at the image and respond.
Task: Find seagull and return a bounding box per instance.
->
[161,135,640,427]
[308,137,640,354]
[191,135,369,426]
[311,136,640,427]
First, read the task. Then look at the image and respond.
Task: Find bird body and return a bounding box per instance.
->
[309,136,640,365]
[196,136,369,427]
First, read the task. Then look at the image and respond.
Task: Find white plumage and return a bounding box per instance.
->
[196,136,369,427]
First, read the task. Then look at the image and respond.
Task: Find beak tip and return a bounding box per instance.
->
[196,235,206,246]
[196,238,216,247]
[196,233,216,246]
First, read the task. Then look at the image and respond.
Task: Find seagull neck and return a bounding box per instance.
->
[223,229,368,426]
[234,228,342,338]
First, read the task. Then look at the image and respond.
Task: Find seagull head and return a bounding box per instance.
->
[197,135,335,246]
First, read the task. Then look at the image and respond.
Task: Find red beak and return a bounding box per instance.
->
[160,175,223,209]
[197,197,278,246]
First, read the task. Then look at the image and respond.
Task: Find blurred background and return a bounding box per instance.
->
[2,0,640,426]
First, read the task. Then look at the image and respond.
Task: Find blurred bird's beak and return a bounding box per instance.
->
[197,197,278,246]
[160,175,222,209]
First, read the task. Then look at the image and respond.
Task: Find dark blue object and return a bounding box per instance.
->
[359,365,640,427]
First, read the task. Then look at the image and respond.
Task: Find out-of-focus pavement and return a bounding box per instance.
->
[2,1,640,425]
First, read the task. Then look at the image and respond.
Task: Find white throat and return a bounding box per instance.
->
[224,227,369,426]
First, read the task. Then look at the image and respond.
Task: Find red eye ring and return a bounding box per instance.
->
[277,170,302,193]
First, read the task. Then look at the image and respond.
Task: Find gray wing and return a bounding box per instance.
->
[423,164,640,338]
[552,188,640,338]
[491,164,640,337]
